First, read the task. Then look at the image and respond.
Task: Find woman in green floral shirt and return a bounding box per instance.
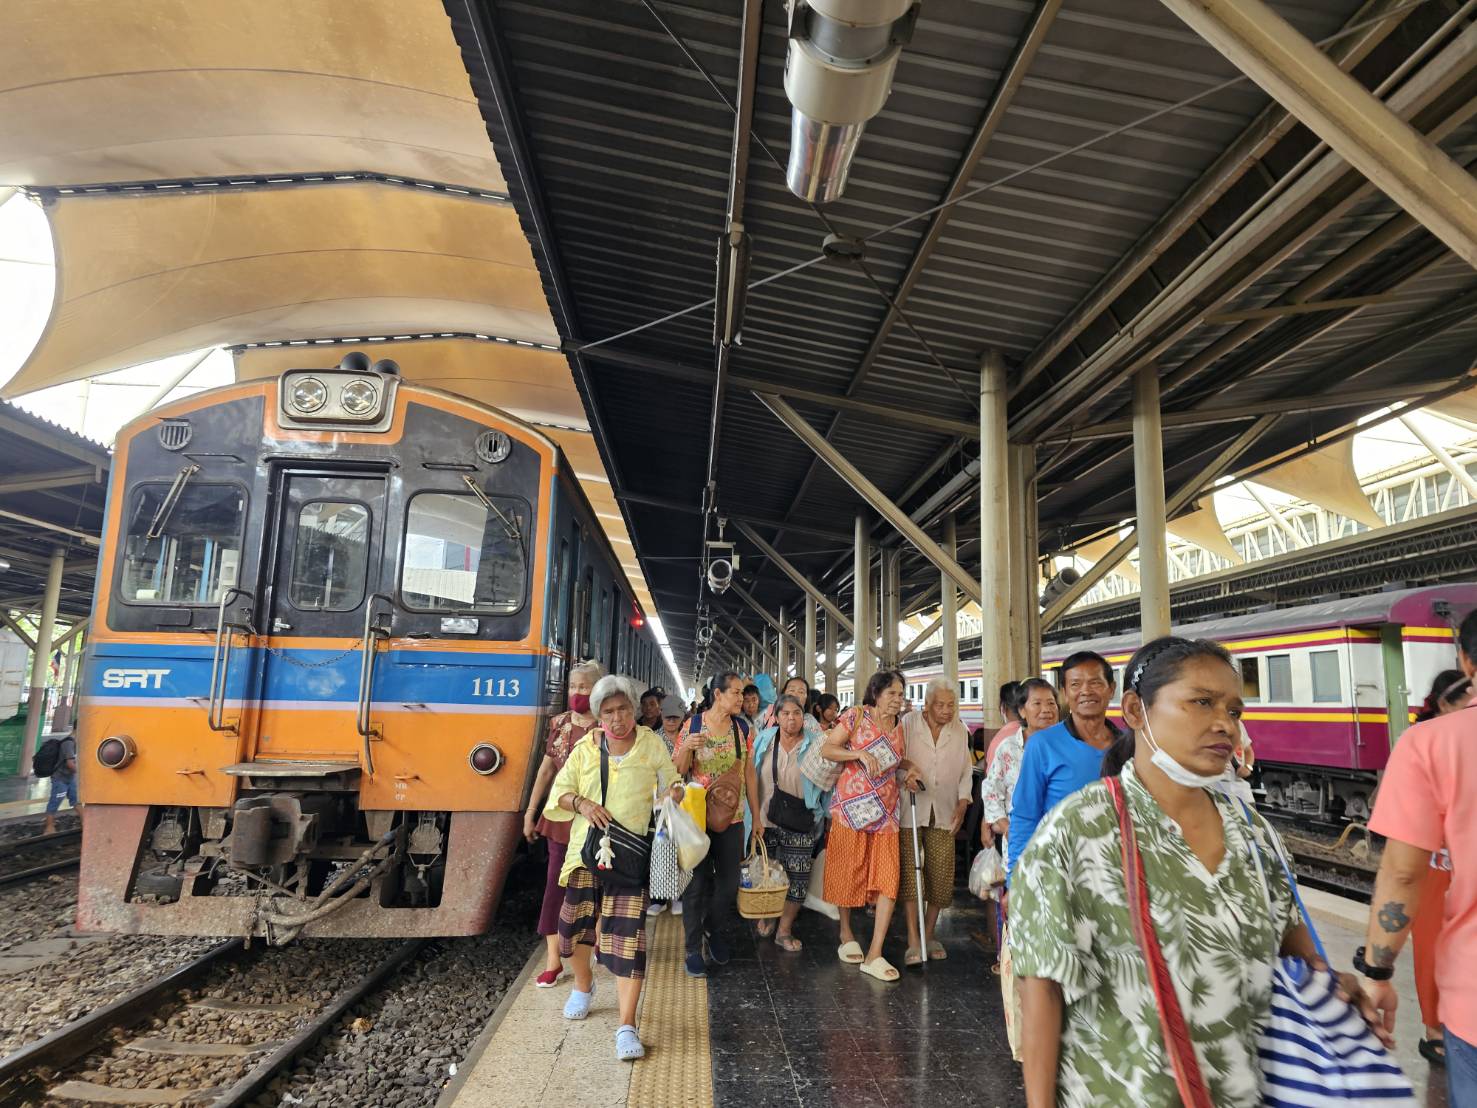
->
[1010,637,1374,1107]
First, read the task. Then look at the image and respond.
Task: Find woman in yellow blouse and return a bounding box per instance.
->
[545,674,683,1061]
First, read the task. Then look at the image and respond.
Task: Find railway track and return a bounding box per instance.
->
[0,828,82,889]
[0,935,422,1106]
[1288,849,1377,904]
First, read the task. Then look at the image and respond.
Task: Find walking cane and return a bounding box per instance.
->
[907,786,928,968]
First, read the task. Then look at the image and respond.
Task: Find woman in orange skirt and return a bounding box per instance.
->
[820,669,923,982]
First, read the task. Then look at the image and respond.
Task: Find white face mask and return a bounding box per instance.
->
[1143,711,1225,789]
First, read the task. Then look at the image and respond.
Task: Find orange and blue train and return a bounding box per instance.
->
[75,354,663,940]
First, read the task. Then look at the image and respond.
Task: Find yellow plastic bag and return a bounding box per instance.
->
[680,782,707,834]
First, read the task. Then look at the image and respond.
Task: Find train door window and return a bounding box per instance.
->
[957,680,967,702]
[576,567,593,659]
[119,482,246,604]
[1310,650,1342,702]
[1238,657,1261,703]
[1267,654,1292,701]
[553,540,572,651]
[288,501,370,611]
[401,492,529,613]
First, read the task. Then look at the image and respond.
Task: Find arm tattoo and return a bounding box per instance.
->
[1370,944,1398,968]
[1377,901,1411,933]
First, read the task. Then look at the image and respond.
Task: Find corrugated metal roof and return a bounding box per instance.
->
[453,0,1477,673]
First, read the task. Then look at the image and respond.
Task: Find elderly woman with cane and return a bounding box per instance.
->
[899,676,974,965]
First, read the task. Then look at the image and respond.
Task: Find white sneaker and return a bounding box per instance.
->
[670,899,684,917]
[646,900,667,916]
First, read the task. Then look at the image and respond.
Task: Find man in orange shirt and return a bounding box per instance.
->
[1361,608,1477,1105]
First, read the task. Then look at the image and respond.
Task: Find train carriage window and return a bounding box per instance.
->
[1267,654,1292,701]
[1310,650,1342,702]
[119,483,245,605]
[289,501,369,612]
[401,492,528,614]
[1239,658,1261,703]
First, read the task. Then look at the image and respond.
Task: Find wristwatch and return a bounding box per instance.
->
[1353,945,1394,981]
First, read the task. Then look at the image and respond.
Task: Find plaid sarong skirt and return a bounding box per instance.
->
[558,865,650,980]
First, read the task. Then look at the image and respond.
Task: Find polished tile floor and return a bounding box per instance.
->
[704,865,1025,1108]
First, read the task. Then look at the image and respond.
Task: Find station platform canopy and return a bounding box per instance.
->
[445,0,1477,673]
[3,0,1477,679]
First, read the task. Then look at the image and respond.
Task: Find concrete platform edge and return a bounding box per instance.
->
[436,939,544,1107]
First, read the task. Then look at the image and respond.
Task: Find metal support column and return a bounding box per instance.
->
[824,608,838,694]
[1008,446,1042,677]
[760,394,982,604]
[853,514,874,681]
[733,522,854,634]
[881,548,900,667]
[803,597,817,689]
[1157,0,1477,269]
[1401,414,1477,500]
[779,605,792,679]
[978,350,1012,712]
[20,546,65,775]
[942,514,959,692]
[1133,368,1171,639]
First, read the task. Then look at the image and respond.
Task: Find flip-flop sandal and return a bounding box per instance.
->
[1420,1038,1446,1066]
[859,957,900,982]
[775,933,803,952]
[837,940,865,964]
[616,1024,645,1062]
[927,941,947,960]
[904,947,923,967]
[756,919,776,938]
[990,961,1002,976]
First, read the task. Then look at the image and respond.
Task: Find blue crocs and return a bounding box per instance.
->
[563,982,595,1020]
[684,952,707,978]
[616,1024,645,1061]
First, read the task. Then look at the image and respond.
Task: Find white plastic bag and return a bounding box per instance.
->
[968,845,1004,900]
[659,795,710,872]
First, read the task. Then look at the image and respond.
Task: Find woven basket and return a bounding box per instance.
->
[737,835,789,920]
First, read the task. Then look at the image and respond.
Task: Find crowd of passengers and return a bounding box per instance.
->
[521,615,1477,1107]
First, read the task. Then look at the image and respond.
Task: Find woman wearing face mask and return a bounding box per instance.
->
[524,660,604,988]
[821,669,924,982]
[744,695,831,950]
[1009,637,1380,1107]
[544,674,683,1061]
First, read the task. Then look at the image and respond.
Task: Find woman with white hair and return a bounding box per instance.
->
[523,659,604,988]
[899,675,974,965]
[544,674,683,1062]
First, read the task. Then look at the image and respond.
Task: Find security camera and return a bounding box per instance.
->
[1039,567,1082,609]
[706,558,734,594]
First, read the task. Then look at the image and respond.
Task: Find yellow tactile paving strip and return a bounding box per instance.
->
[629,913,714,1107]
[449,913,712,1107]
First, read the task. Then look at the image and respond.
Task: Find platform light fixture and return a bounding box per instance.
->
[783,0,920,203]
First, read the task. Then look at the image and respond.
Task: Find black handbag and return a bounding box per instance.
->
[579,738,652,891]
[766,735,816,834]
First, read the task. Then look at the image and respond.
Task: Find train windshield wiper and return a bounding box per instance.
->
[146,463,201,540]
[461,474,523,546]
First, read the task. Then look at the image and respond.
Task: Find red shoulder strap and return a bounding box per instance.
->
[1105,777,1215,1108]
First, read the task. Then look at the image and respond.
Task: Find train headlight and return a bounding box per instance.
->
[288,377,328,414]
[468,743,504,775]
[340,379,380,417]
[97,735,137,770]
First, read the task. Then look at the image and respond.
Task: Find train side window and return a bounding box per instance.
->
[577,567,593,658]
[553,540,572,650]
[1267,653,1292,701]
[1238,657,1261,703]
[1310,650,1342,702]
[289,501,370,612]
[401,492,528,614]
[119,482,246,605]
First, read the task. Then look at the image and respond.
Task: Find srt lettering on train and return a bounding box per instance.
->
[101,668,170,690]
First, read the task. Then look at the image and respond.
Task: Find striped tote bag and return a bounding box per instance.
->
[1238,801,1416,1106]
[1258,959,1415,1106]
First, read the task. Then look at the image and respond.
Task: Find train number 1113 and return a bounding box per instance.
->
[472,677,521,698]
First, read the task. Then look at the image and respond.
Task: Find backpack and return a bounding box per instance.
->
[32,737,64,778]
